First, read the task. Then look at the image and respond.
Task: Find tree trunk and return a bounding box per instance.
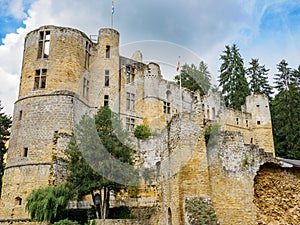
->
[99,187,110,219]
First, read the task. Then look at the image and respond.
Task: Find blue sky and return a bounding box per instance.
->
[0,0,300,115]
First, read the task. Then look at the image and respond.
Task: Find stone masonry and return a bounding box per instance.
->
[1,25,296,225]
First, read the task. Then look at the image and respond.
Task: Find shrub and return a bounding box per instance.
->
[134,124,151,140]
[53,219,80,225]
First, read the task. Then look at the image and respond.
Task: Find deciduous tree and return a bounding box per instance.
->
[174,61,211,96]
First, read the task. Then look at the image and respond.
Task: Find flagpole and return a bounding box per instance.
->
[176,56,182,116]
[111,1,114,28]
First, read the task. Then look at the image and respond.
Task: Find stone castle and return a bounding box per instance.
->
[1,25,300,225]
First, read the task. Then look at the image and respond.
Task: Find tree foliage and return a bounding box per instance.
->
[219,44,250,109]
[247,58,273,99]
[174,61,211,96]
[271,60,300,159]
[26,184,71,223]
[134,124,151,140]
[0,102,11,195]
[63,106,136,219]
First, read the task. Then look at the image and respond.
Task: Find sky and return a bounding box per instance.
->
[0,0,300,116]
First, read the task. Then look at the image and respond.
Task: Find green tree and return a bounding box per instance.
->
[174,61,211,96]
[26,184,71,223]
[247,58,273,99]
[0,102,11,196]
[134,124,151,140]
[271,60,300,159]
[219,44,250,109]
[63,106,137,219]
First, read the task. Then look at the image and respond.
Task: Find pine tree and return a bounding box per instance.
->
[247,58,273,99]
[271,60,300,159]
[219,44,250,110]
[0,102,11,196]
[174,61,211,96]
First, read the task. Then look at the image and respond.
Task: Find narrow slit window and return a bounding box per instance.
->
[83,78,89,99]
[37,30,50,59]
[246,120,249,127]
[236,118,239,125]
[106,45,110,58]
[19,110,23,120]
[104,95,109,106]
[212,107,216,119]
[104,70,110,86]
[85,41,91,69]
[23,148,28,157]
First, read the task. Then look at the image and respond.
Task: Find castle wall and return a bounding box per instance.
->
[140,110,210,225]
[1,25,280,225]
[207,131,276,225]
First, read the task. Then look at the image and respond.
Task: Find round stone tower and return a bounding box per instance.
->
[0,25,92,220]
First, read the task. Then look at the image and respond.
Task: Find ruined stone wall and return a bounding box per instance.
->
[143,111,210,225]
[254,163,300,224]
[207,131,276,225]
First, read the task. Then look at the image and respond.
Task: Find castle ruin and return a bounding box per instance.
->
[1,25,300,225]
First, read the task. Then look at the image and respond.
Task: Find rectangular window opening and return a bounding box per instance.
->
[163,101,171,114]
[37,30,50,59]
[34,69,47,89]
[106,45,110,58]
[126,92,135,111]
[126,66,135,84]
[19,110,23,121]
[212,107,216,119]
[126,117,135,132]
[257,121,261,125]
[104,70,110,86]
[236,118,239,125]
[104,95,109,106]
[246,120,249,127]
[85,41,91,69]
[83,77,89,99]
[23,148,28,157]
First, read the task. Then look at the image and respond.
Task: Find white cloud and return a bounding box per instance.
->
[1,0,300,115]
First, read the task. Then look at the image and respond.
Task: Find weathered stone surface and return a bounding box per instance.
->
[0,25,285,225]
[254,163,300,225]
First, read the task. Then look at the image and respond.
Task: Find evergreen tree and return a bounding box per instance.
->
[271,60,300,159]
[174,61,211,96]
[219,44,250,110]
[247,58,273,99]
[62,106,137,219]
[0,102,11,196]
